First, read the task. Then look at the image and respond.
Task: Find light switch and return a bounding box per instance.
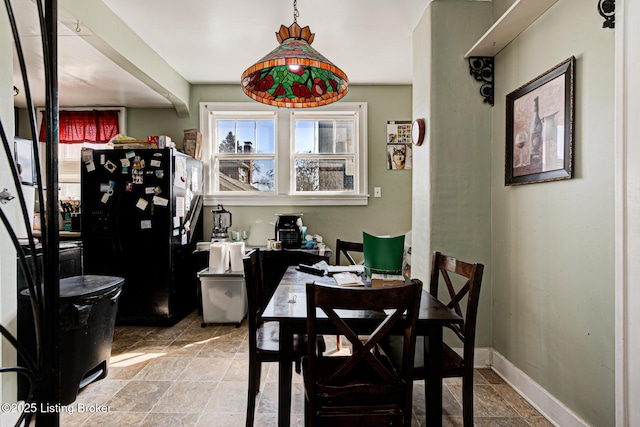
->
[374,187,381,198]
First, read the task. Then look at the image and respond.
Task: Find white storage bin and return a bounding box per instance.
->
[198,268,247,326]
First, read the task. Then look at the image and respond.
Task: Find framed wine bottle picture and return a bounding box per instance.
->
[505,56,575,186]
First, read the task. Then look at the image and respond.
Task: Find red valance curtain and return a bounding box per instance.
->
[39,110,120,143]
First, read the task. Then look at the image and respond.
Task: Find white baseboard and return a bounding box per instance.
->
[450,346,492,367]
[473,347,492,368]
[490,350,590,427]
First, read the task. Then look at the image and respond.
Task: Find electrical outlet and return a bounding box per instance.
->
[374,187,382,198]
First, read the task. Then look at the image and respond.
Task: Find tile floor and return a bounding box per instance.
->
[46,311,555,426]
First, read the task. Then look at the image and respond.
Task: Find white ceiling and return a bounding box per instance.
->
[11,0,430,111]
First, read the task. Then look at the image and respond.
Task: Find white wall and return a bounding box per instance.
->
[616,1,640,425]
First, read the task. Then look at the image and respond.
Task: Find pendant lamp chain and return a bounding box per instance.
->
[293,0,299,24]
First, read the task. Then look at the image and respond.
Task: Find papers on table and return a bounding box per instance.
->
[332,272,365,287]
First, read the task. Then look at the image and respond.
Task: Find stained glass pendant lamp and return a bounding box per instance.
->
[241,0,348,108]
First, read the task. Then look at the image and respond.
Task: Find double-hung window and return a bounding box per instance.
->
[209,111,277,193]
[292,112,357,193]
[201,102,367,206]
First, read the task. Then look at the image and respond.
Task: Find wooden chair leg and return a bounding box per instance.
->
[246,360,260,427]
[336,335,341,350]
[462,372,474,427]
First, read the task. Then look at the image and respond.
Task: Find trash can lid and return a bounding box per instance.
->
[20,275,124,299]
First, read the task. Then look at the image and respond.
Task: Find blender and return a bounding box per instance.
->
[211,204,232,242]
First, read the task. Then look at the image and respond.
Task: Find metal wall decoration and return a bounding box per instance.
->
[468,57,494,106]
[1,0,61,425]
[598,0,615,28]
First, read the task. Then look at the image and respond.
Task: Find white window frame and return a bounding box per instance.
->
[200,102,368,206]
[207,109,278,194]
[290,110,360,195]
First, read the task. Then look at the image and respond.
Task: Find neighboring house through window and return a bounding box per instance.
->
[200,102,367,206]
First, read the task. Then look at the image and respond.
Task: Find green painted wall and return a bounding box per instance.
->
[412,1,493,347]
[413,0,615,424]
[125,84,413,261]
[490,0,615,425]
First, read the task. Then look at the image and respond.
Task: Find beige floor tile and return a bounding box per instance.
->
[58,311,555,427]
[176,324,224,342]
[79,411,147,426]
[181,357,232,382]
[526,415,556,427]
[477,367,506,384]
[133,356,191,381]
[493,382,544,418]
[74,378,126,407]
[108,357,152,380]
[140,412,201,426]
[196,339,244,359]
[449,384,520,418]
[222,359,249,381]
[165,339,211,357]
[152,381,214,413]
[203,381,247,414]
[105,380,172,412]
[196,411,246,427]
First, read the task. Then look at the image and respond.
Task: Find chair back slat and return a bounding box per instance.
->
[243,248,263,345]
[335,239,363,266]
[429,251,484,359]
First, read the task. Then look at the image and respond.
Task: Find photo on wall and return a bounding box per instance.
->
[387,144,412,170]
[386,121,412,170]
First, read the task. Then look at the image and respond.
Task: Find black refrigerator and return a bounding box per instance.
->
[81,147,204,326]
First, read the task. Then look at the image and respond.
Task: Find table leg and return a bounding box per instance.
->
[278,323,294,427]
[426,325,443,426]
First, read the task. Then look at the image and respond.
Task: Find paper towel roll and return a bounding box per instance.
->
[209,243,229,273]
[229,241,245,272]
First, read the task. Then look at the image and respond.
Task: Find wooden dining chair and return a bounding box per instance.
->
[334,239,364,350]
[303,280,423,427]
[335,239,364,266]
[244,248,323,427]
[382,251,484,427]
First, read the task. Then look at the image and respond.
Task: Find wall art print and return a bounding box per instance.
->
[386,121,412,170]
[505,56,575,185]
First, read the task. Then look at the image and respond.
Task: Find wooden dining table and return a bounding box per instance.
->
[261,266,463,426]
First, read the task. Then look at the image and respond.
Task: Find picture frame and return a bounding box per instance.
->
[386,120,412,170]
[505,56,575,185]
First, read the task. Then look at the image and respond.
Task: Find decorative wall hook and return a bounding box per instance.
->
[468,57,494,106]
[598,0,615,28]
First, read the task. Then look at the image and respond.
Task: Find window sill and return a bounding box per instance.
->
[204,193,369,207]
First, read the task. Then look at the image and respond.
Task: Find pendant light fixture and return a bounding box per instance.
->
[241,0,348,108]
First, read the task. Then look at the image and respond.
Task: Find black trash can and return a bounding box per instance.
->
[18,275,124,405]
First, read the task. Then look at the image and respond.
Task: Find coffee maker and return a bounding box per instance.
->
[211,204,232,242]
[275,214,303,249]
